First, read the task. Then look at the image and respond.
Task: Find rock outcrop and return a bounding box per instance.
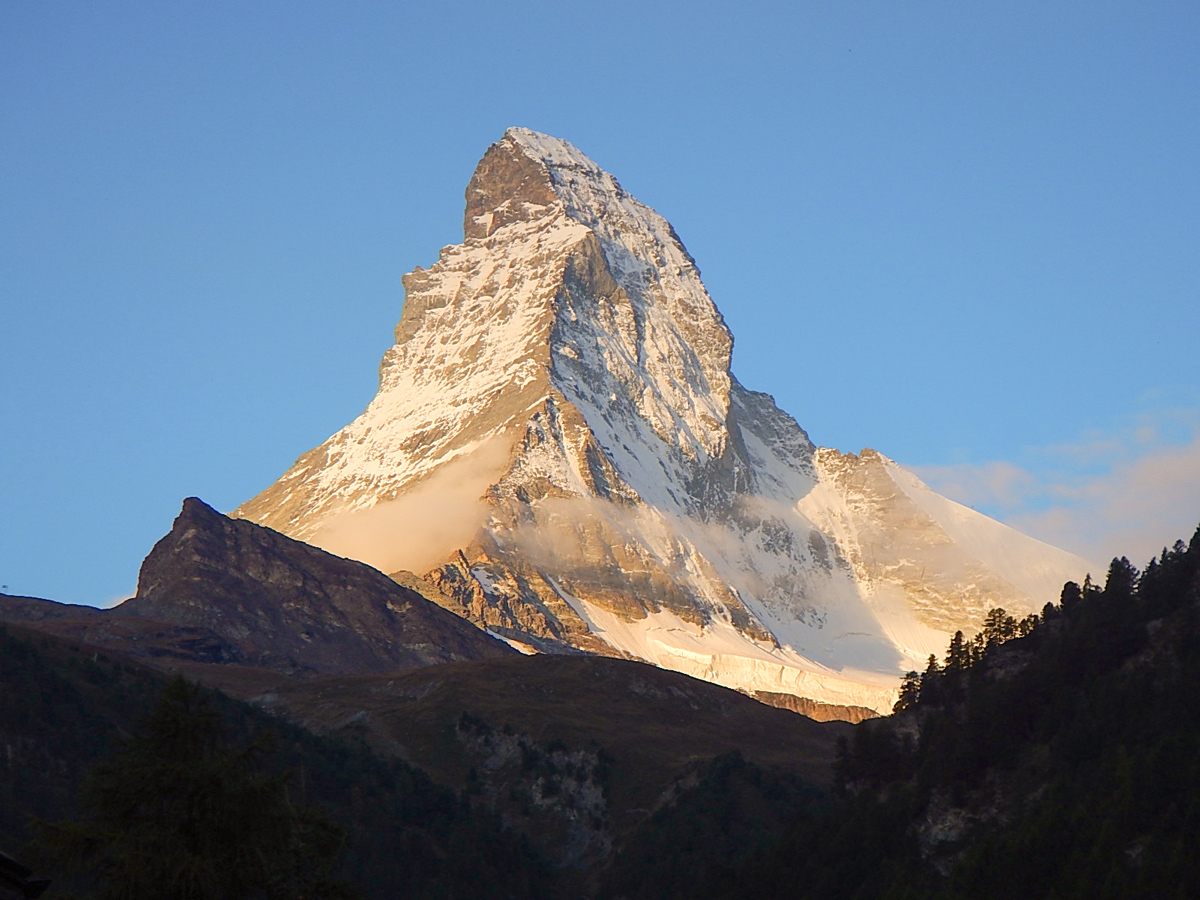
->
[111,498,513,676]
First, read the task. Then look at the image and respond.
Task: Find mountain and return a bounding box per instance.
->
[257,654,849,893]
[0,498,513,685]
[235,127,1090,713]
[0,598,849,899]
[122,496,513,672]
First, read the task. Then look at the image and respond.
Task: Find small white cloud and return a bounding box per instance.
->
[909,460,1037,512]
[1012,435,1200,569]
[912,413,1200,573]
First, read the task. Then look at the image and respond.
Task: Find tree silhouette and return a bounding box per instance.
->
[944,631,970,671]
[981,608,1016,645]
[894,672,921,712]
[1103,556,1138,601]
[35,676,356,900]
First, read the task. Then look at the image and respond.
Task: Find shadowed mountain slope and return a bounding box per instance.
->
[254,652,850,894]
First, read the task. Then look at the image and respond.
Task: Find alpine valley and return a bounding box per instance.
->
[233,128,1090,714]
[6,129,1196,900]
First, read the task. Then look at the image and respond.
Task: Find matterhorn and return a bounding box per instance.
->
[235,128,1090,714]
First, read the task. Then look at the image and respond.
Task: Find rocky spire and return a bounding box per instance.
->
[463,130,559,239]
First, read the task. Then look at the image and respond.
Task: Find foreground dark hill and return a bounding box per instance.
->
[0,623,545,899]
[1,618,847,898]
[258,654,847,872]
[264,655,845,789]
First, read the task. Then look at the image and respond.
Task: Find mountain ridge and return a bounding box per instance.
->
[0,498,514,683]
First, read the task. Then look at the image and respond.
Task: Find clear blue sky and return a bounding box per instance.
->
[3,1,1198,606]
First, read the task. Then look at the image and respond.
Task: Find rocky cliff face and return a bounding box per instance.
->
[234,128,1091,713]
[118,498,512,676]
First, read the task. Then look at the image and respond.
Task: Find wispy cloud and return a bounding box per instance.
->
[310,435,514,576]
[911,411,1200,573]
[909,460,1039,513]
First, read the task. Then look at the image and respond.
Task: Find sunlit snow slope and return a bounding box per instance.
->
[236,128,1092,713]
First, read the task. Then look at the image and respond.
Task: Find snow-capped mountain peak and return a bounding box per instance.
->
[235,129,1092,714]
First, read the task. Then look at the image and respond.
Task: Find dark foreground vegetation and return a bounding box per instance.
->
[0,627,545,899]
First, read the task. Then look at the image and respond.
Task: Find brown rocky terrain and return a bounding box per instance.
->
[0,498,512,682]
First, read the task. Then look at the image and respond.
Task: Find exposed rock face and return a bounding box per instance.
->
[116,498,512,676]
[234,128,1092,713]
[749,691,880,725]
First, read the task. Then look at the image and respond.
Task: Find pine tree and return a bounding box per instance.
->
[1016,612,1040,637]
[1060,581,1082,609]
[982,608,1017,645]
[945,631,971,671]
[917,654,943,706]
[1082,573,1100,601]
[894,672,922,712]
[1104,556,1139,601]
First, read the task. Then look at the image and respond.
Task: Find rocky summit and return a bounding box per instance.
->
[234,128,1091,713]
[119,497,514,676]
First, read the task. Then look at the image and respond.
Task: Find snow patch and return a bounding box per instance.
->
[548,576,898,714]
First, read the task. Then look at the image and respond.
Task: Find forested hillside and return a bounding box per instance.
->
[0,625,546,899]
[700,525,1200,900]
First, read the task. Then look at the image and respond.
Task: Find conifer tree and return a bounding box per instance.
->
[894,672,922,712]
[1060,580,1082,609]
[1104,556,1138,600]
[1082,572,1100,601]
[945,631,970,671]
[982,607,1017,645]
